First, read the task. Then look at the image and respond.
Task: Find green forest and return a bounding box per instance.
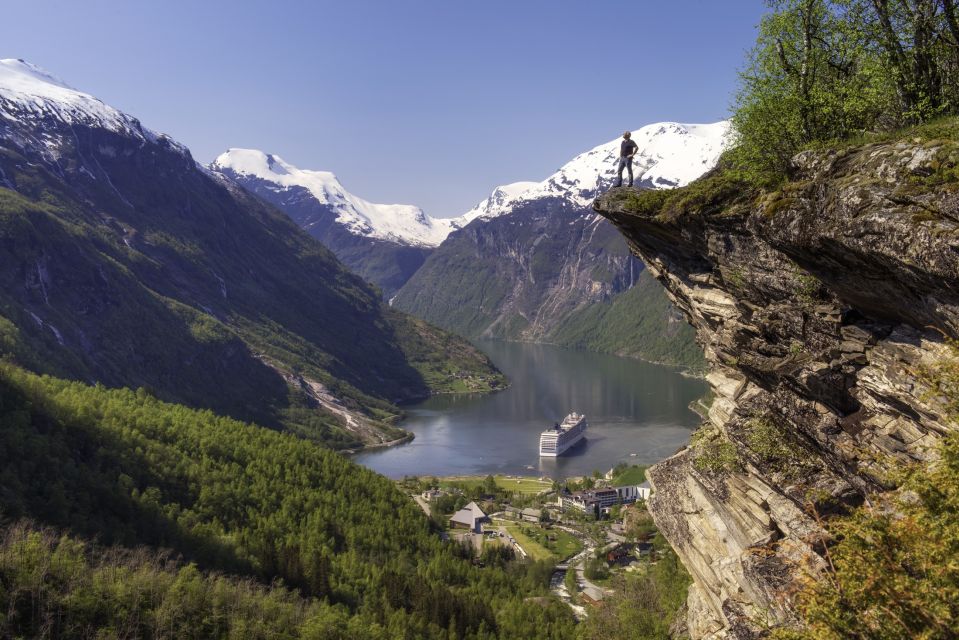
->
[0,363,573,639]
[732,0,959,183]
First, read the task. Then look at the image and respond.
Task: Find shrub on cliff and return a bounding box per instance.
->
[776,341,959,639]
[577,540,690,640]
[776,433,959,639]
[733,0,959,181]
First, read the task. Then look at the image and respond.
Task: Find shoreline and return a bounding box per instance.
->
[344,430,415,455]
[349,340,704,469]
[472,337,707,379]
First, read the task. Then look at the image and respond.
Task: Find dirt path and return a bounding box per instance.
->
[413,495,431,516]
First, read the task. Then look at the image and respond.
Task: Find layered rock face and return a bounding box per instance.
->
[595,138,959,638]
[396,198,637,338]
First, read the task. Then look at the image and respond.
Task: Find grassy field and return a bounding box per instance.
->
[494,520,582,562]
[439,475,553,495]
[611,465,647,486]
[495,521,551,562]
[538,527,582,560]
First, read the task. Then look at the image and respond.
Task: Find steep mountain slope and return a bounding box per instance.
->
[0,59,503,449]
[211,148,455,247]
[211,149,458,297]
[594,125,959,638]
[393,122,730,368]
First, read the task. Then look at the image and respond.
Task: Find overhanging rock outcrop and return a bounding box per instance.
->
[594,137,959,638]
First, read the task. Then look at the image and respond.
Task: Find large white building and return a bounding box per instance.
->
[561,483,651,515]
[614,482,651,503]
[561,488,619,513]
[637,481,651,501]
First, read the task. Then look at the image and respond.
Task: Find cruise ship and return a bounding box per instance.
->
[539,412,587,457]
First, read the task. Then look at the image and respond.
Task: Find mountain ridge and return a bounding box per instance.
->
[462,121,731,213]
[211,148,456,247]
[391,121,731,369]
[209,122,729,301]
[0,58,504,449]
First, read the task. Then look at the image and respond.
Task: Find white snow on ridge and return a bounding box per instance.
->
[214,122,730,248]
[1,59,730,250]
[212,148,456,247]
[0,58,181,151]
[479,121,732,214]
[455,181,540,225]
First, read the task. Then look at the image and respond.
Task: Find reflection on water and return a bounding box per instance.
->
[354,341,707,479]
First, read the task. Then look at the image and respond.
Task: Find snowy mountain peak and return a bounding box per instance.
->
[214,121,730,248]
[211,148,455,247]
[512,121,732,210]
[0,58,184,154]
[436,121,731,235]
[457,181,540,225]
[1,58,134,133]
[1,59,74,91]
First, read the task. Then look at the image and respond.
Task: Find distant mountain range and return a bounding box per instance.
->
[210,122,728,300]
[465,121,731,209]
[211,122,729,369]
[210,149,466,297]
[0,58,504,449]
[211,148,459,246]
[392,122,730,368]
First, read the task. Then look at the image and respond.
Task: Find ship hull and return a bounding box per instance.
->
[539,431,586,457]
[538,414,587,457]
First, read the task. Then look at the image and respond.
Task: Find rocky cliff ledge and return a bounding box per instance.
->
[595,134,959,638]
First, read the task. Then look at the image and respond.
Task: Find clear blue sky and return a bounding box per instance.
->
[6,0,767,216]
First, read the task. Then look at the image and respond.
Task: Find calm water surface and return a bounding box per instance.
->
[354,341,707,479]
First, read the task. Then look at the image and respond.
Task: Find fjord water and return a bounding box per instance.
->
[355,341,707,479]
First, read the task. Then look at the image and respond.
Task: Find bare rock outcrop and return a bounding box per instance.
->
[594,136,959,638]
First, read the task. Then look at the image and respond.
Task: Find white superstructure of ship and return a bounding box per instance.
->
[539,412,587,457]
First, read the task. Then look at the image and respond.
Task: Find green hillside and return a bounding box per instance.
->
[0,134,503,449]
[0,363,573,639]
[547,270,705,371]
[394,199,704,370]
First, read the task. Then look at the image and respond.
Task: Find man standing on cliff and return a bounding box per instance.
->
[613,131,638,187]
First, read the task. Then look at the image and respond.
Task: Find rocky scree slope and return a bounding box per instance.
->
[393,122,730,368]
[594,130,959,638]
[0,59,503,449]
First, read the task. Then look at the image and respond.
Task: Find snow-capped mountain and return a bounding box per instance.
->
[211,149,455,248]
[213,121,729,251]
[0,59,506,447]
[391,121,730,362]
[0,58,187,159]
[458,121,730,219]
[455,181,540,225]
